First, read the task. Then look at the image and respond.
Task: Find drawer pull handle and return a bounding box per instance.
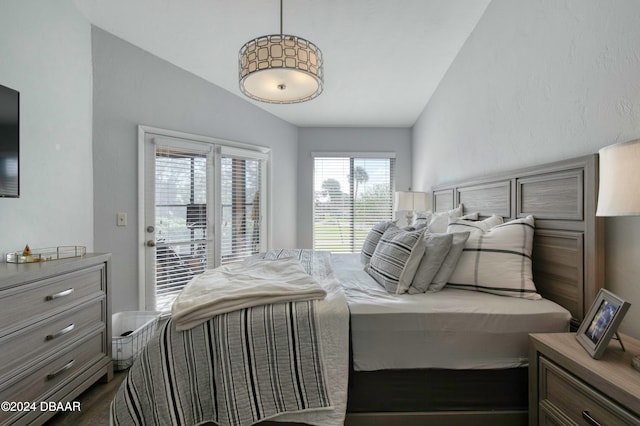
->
[46,288,74,301]
[46,323,75,340]
[582,410,602,426]
[46,359,75,380]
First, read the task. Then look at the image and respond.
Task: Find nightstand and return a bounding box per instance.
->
[529,332,640,425]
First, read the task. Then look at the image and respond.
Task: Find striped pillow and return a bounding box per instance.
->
[361,221,397,265]
[446,215,540,299]
[367,227,427,294]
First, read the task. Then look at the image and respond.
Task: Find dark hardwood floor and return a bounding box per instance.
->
[45,370,127,426]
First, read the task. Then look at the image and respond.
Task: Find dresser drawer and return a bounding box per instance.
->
[0,331,106,424]
[539,357,640,425]
[0,265,105,333]
[0,299,104,379]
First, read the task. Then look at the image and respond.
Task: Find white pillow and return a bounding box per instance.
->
[367,226,427,294]
[446,216,540,299]
[447,214,504,234]
[460,212,479,220]
[426,204,464,233]
[412,211,432,227]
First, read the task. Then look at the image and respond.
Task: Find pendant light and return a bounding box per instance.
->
[238,0,324,104]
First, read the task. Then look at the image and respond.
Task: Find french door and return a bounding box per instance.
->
[141,128,268,312]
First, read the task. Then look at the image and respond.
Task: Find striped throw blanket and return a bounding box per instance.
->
[111,250,338,426]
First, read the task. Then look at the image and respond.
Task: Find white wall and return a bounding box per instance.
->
[297,127,413,248]
[413,0,640,337]
[0,1,93,256]
[92,28,298,313]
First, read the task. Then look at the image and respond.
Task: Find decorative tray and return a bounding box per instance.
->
[6,246,86,263]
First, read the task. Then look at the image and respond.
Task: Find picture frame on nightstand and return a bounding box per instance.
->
[576,289,631,359]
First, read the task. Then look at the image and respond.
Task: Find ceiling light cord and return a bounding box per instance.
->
[280,0,283,36]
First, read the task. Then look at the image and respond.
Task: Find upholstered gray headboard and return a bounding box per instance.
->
[431,155,604,327]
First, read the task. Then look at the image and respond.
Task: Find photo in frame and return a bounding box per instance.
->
[576,289,631,359]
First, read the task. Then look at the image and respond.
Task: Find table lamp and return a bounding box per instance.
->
[596,139,640,371]
[395,190,429,225]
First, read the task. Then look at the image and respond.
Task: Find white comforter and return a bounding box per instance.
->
[171,256,327,331]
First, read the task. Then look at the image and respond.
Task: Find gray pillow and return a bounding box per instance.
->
[367,227,427,294]
[428,231,471,292]
[408,233,454,294]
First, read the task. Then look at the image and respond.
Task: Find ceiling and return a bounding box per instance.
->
[72,0,491,128]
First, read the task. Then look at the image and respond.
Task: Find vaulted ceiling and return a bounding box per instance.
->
[73,0,491,127]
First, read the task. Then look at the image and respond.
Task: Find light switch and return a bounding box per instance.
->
[117,212,127,226]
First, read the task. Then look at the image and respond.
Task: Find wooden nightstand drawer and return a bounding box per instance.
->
[0,298,104,378]
[0,265,105,334]
[539,356,640,425]
[530,333,640,426]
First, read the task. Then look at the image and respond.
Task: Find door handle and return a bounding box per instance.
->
[146,240,156,247]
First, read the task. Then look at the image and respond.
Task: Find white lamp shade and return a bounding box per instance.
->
[395,191,429,212]
[597,139,640,216]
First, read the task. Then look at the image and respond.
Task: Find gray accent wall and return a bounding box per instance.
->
[0,1,93,257]
[297,127,412,249]
[412,0,640,338]
[92,28,298,313]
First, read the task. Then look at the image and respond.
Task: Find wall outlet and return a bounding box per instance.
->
[117,212,127,226]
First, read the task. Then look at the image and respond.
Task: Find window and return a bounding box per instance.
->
[220,147,265,264]
[143,132,268,312]
[154,144,212,309]
[313,153,395,252]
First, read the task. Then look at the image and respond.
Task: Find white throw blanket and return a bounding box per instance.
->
[172,256,327,331]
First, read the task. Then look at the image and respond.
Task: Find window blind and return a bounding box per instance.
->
[313,155,395,252]
[154,143,212,310]
[148,139,268,312]
[220,151,265,264]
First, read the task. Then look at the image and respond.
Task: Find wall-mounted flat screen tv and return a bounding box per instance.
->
[0,84,19,198]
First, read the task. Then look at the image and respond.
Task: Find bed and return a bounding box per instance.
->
[343,154,604,426]
[111,154,603,426]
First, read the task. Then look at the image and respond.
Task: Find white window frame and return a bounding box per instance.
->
[138,125,271,310]
[219,145,269,265]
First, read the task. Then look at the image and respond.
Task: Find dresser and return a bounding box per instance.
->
[0,254,112,426]
[529,332,640,425]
